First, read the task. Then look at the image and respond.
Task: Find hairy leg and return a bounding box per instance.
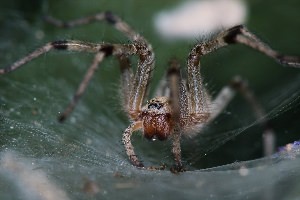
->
[186,24,300,126]
[0,40,136,74]
[208,86,235,122]
[231,26,300,68]
[58,52,105,121]
[2,12,157,169]
[117,55,133,113]
[122,121,144,168]
[167,60,186,172]
[0,40,139,121]
[45,12,155,118]
[45,11,142,42]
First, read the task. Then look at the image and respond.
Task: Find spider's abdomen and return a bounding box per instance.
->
[142,113,173,141]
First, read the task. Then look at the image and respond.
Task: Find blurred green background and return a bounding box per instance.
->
[0,0,300,199]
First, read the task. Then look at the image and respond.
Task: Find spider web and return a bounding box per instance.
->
[0,66,300,200]
[183,74,300,168]
[1,1,300,199]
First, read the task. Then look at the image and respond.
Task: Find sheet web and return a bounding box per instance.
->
[1,1,300,198]
[0,68,300,200]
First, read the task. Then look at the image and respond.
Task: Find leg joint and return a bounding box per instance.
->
[104,11,118,24]
[51,40,69,50]
[223,25,244,44]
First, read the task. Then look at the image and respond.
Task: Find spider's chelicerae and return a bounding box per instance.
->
[1,12,300,172]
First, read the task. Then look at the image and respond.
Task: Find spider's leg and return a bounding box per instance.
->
[170,132,186,173]
[155,59,182,98]
[229,76,275,156]
[122,121,144,168]
[208,86,235,122]
[185,23,300,124]
[58,52,104,122]
[186,40,219,122]
[0,40,135,74]
[0,40,98,74]
[46,12,154,118]
[167,60,186,172]
[223,25,300,68]
[167,59,181,121]
[45,11,144,44]
[1,40,139,121]
[209,76,275,156]
[0,43,52,74]
[117,55,133,113]
[125,41,154,119]
[154,77,169,97]
[56,42,139,121]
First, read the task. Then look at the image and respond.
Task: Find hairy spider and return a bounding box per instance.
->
[1,12,300,172]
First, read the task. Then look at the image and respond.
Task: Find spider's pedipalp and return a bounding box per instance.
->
[122,121,144,168]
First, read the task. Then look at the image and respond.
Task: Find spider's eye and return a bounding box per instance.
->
[148,102,163,110]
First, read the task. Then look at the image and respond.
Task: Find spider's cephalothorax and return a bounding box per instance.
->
[141,97,173,141]
[1,11,299,172]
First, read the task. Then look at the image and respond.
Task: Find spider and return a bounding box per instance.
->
[1,11,300,172]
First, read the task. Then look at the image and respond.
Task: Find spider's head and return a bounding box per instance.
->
[141,97,173,141]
